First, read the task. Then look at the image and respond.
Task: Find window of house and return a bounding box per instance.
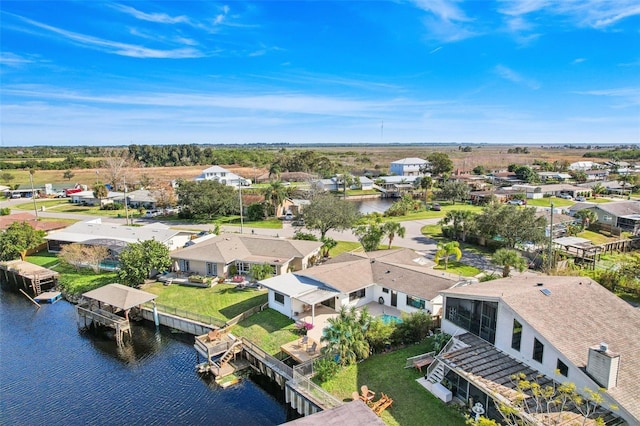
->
[349,288,366,301]
[406,295,426,309]
[445,297,498,344]
[533,338,544,363]
[382,288,389,294]
[557,359,569,377]
[511,319,522,351]
[274,292,285,305]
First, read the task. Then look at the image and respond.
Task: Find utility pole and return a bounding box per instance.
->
[548,202,554,272]
[239,183,244,234]
[123,175,130,226]
[29,169,38,219]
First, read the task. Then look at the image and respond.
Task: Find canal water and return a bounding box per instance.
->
[0,291,288,425]
[353,198,395,215]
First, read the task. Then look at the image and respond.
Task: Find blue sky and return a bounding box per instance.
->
[1,1,639,146]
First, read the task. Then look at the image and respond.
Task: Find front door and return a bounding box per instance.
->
[391,291,397,307]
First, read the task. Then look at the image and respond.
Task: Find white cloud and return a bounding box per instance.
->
[494,65,541,90]
[0,52,36,67]
[111,4,191,25]
[410,0,479,42]
[573,87,640,107]
[572,58,586,64]
[14,14,204,59]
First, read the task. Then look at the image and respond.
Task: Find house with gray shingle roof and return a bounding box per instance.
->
[568,201,640,235]
[429,276,640,425]
[259,248,465,324]
[169,233,322,278]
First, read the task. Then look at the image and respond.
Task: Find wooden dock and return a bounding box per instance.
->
[281,337,322,363]
[34,291,62,303]
[76,304,131,345]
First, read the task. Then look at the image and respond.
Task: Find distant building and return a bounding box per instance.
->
[194,165,250,187]
[389,158,428,177]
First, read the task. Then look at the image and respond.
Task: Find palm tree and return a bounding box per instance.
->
[320,306,370,366]
[262,180,287,218]
[93,183,109,204]
[591,183,605,198]
[320,237,337,258]
[575,209,597,230]
[434,241,462,270]
[268,163,282,181]
[382,221,406,249]
[492,248,528,277]
[439,210,476,241]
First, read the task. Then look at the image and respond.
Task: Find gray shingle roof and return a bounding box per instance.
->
[171,233,322,264]
[442,276,640,421]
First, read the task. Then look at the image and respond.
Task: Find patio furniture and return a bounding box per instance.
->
[298,335,309,348]
[371,393,393,416]
[307,342,318,354]
[361,385,375,403]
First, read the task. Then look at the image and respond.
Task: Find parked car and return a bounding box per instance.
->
[575,196,586,202]
[292,219,305,227]
[431,203,441,211]
[559,194,573,200]
[284,212,294,220]
[507,199,525,205]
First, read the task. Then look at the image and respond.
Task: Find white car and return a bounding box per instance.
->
[284,212,294,220]
[558,194,573,200]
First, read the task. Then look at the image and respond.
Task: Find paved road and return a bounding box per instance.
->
[4,198,535,278]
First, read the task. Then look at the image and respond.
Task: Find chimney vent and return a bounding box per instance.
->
[586,343,620,389]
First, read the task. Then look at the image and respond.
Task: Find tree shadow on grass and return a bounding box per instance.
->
[219,293,268,319]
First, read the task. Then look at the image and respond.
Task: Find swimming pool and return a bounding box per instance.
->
[380,313,403,325]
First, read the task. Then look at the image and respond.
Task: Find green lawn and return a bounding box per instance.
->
[230,309,299,355]
[319,340,466,426]
[577,230,617,245]
[329,241,362,256]
[383,204,482,223]
[588,197,614,204]
[25,251,59,268]
[524,198,574,208]
[434,261,482,277]
[15,199,69,210]
[144,282,268,321]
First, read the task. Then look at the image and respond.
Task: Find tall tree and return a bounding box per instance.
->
[475,205,546,249]
[93,183,109,204]
[320,306,371,366]
[440,209,476,241]
[434,241,462,270]
[63,170,75,181]
[575,209,597,230]
[591,183,606,198]
[1,172,15,184]
[320,237,337,258]
[102,149,138,190]
[492,248,528,277]
[415,176,433,202]
[118,240,171,286]
[262,180,287,218]
[150,181,177,212]
[425,152,454,177]
[0,222,45,261]
[382,221,406,249]
[353,222,384,252]
[176,179,237,219]
[304,193,360,239]
[439,180,471,204]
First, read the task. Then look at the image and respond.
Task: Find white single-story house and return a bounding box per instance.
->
[170,234,323,278]
[194,165,250,187]
[390,158,428,177]
[424,276,640,425]
[260,249,466,325]
[569,161,597,171]
[45,219,194,256]
[70,190,124,206]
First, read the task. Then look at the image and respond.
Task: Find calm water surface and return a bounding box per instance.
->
[353,198,395,214]
[0,291,288,426]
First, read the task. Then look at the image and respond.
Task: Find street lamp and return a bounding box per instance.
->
[29,169,38,219]
[239,183,244,234]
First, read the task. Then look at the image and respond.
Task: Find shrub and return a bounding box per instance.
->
[366,318,395,353]
[313,357,340,382]
[293,232,318,241]
[391,311,433,345]
[432,332,452,352]
[0,207,10,216]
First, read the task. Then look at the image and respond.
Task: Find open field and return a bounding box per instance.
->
[3,145,603,187]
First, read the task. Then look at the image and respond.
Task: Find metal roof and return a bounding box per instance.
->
[82,283,156,310]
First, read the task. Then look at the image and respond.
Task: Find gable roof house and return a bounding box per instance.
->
[569,201,640,235]
[194,165,250,187]
[423,276,640,425]
[390,158,429,177]
[169,234,322,279]
[260,248,466,326]
[45,219,194,255]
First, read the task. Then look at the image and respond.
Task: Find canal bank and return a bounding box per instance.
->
[0,291,291,425]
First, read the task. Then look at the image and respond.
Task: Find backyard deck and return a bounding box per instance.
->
[281,336,322,363]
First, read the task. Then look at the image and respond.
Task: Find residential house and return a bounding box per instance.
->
[119,189,158,210]
[194,165,250,187]
[70,190,123,207]
[569,161,597,171]
[315,175,373,192]
[169,233,322,278]
[585,169,609,181]
[536,172,573,182]
[260,249,465,325]
[488,171,522,186]
[579,180,631,195]
[568,201,640,235]
[390,158,429,177]
[423,276,640,425]
[375,175,420,198]
[45,219,193,255]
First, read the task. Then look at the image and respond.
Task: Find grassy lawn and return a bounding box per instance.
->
[383,204,482,223]
[15,199,70,210]
[26,251,117,294]
[588,197,614,204]
[329,241,362,256]
[577,230,618,245]
[230,309,299,355]
[434,261,482,277]
[319,340,466,426]
[524,198,574,208]
[421,224,443,239]
[144,282,268,321]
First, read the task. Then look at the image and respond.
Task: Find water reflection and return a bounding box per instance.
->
[0,291,287,425]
